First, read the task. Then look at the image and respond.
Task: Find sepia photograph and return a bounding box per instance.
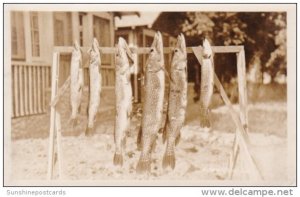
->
[3,3,297,186]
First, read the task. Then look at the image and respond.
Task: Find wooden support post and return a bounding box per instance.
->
[229,49,249,179]
[132,49,138,103]
[47,52,59,180]
[54,52,64,179]
[237,48,248,132]
[228,134,239,179]
[55,108,63,179]
[214,73,262,180]
[192,46,262,180]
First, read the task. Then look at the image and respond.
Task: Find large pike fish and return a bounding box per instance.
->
[113,37,134,166]
[199,38,214,128]
[162,34,188,170]
[69,41,84,127]
[136,32,165,174]
[86,38,102,136]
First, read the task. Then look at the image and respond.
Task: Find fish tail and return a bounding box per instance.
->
[69,117,79,128]
[113,152,123,166]
[136,157,151,174]
[151,135,157,153]
[199,108,211,128]
[162,151,176,170]
[137,126,142,151]
[136,134,156,174]
[85,126,94,137]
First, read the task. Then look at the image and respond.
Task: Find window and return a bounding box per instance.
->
[93,16,111,64]
[54,19,64,45]
[30,12,40,57]
[11,11,25,60]
[54,12,73,46]
[79,13,84,46]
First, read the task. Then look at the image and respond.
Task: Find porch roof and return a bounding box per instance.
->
[114,12,161,29]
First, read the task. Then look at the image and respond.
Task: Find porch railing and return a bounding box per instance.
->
[11,62,51,117]
[11,62,115,118]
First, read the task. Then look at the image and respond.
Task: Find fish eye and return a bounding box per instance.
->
[150,48,154,52]
[175,49,178,53]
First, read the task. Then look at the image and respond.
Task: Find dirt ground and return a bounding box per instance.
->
[10,98,287,182]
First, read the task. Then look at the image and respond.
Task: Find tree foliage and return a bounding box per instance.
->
[171,12,286,83]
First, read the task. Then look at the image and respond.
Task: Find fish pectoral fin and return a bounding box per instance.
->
[77,84,82,93]
[113,153,123,166]
[137,126,142,151]
[78,103,82,114]
[127,106,132,118]
[86,105,89,116]
[161,114,169,144]
[175,132,181,146]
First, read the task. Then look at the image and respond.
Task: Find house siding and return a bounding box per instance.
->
[11,11,115,118]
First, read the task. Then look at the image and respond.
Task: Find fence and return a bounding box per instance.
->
[11,60,116,118]
[11,62,51,118]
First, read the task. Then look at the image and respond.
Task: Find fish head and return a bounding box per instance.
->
[88,38,101,67]
[147,31,164,70]
[72,40,82,62]
[201,38,213,59]
[115,37,132,74]
[171,33,187,70]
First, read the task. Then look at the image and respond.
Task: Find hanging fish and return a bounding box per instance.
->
[69,41,84,127]
[162,34,188,170]
[199,38,214,128]
[85,38,102,136]
[136,32,165,174]
[113,37,134,166]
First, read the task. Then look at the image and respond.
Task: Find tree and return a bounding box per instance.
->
[179,12,287,83]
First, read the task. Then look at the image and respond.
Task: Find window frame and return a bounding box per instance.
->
[29,12,42,60]
[93,15,112,65]
[11,11,25,60]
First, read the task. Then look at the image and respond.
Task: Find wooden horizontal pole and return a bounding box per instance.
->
[192,47,262,180]
[11,61,51,67]
[53,45,243,55]
[82,65,115,69]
